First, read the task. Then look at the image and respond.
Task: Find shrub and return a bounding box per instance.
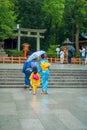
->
[47,44,60,58]
[73,52,81,58]
[5,49,23,56]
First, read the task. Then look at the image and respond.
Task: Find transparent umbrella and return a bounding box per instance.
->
[27,50,45,61]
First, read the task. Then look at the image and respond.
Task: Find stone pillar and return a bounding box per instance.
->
[17,29,21,51]
[37,32,40,51]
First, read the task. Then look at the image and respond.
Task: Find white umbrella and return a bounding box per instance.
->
[27,50,45,61]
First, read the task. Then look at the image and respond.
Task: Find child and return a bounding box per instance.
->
[79,46,86,65]
[85,46,87,64]
[60,49,64,64]
[29,67,40,95]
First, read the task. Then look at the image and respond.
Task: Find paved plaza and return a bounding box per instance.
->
[0,63,87,130]
[0,63,87,70]
[0,88,87,130]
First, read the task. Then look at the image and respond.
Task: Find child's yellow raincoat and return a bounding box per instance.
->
[29,72,40,93]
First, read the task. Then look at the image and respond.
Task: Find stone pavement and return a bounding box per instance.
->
[0,88,87,130]
[0,63,87,130]
[0,63,87,70]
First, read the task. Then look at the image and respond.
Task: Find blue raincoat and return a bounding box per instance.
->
[38,59,50,93]
[22,60,36,87]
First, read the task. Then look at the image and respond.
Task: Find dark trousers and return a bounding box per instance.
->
[68,57,72,64]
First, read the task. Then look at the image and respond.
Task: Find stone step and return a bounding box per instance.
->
[0,69,87,72]
[0,73,86,77]
[0,68,87,88]
[1,74,87,78]
[50,70,87,72]
[0,78,87,81]
[0,78,87,82]
[0,70,87,76]
[0,84,24,88]
[0,84,87,88]
[49,82,87,85]
[50,76,87,79]
[1,75,87,78]
[0,71,87,76]
[0,75,86,81]
[0,80,87,84]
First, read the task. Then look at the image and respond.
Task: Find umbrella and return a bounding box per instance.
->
[67,45,75,52]
[27,50,45,61]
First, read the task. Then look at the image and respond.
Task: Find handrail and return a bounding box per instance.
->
[0,56,26,64]
[0,56,82,64]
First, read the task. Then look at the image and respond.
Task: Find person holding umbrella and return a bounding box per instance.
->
[22,52,37,89]
[62,38,75,64]
[67,45,75,64]
[37,53,51,94]
[26,50,50,94]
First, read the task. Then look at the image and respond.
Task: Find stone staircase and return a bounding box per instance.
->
[0,69,87,88]
[49,69,87,87]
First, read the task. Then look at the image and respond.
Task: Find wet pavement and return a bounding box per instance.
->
[0,63,87,130]
[0,88,87,130]
[0,63,87,70]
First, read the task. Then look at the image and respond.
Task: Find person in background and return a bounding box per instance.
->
[29,66,40,95]
[85,46,87,64]
[60,48,64,64]
[68,50,73,64]
[79,46,86,65]
[22,53,36,89]
[38,53,51,94]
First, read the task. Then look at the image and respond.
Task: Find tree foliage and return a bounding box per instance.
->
[0,0,16,40]
[0,0,87,53]
[64,0,87,51]
[42,0,65,24]
[42,0,65,46]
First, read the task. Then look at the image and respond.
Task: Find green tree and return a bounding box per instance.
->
[16,0,44,29]
[42,0,65,45]
[0,0,16,41]
[15,0,46,51]
[15,0,65,51]
[64,0,87,51]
